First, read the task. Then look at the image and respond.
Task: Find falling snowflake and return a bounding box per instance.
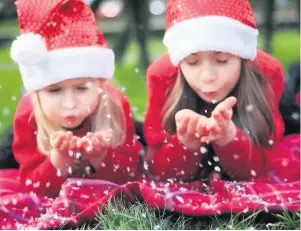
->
[68,166,73,175]
[75,152,82,159]
[291,112,299,120]
[213,156,219,162]
[212,99,218,104]
[175,196,184,204]
[251,170,257,176]
[134,68,140,73]
[11,96,17,101]
[98,88,104,94]
[25,179,32,186]
[268,140,274,146]
[200,146,207,154]
[233,154,240,160]
[167,143,174,148]
[246,104,254,112]
[46,182,51,188]
[33,182,40,188]
[120,86,126,92]
[194,152,198,156]
[104,190,109,195]
[101,162,106,167]
[80,194,89,199]
[180,170,185,175]
[150,181,156,189]
[208,161,212,166]
[214,166,221,172]
[68,150,74,157]
[2,107,10,116]
[77,180,82,186]
[106,114,112,119]
[143,161,149,170]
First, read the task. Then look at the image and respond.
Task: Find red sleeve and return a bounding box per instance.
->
[144,54,204,181]
[213,50,285,180]
[12,94,65,198]
[92,88,143,184]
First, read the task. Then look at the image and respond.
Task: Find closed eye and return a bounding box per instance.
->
[48,88,61,93]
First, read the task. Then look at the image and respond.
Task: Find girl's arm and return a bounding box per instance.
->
[13,95,65,198]
[144,55,204,181]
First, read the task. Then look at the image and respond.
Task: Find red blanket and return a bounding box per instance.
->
[0,135,300,230]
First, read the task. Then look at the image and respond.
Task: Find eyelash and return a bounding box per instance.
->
[187,60,199,66]
[77,87,87,91]
[48,88,61,93]
[217,60,228,64]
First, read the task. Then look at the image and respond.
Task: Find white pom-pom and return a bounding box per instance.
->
[10,33,48,66]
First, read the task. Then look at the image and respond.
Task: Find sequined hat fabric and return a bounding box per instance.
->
[10,0,114,91]
[163,0,259,66]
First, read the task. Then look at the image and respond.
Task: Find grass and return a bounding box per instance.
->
[67,199,300,230]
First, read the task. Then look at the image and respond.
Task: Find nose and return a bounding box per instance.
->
[61,90,77,109]
[199,63,217,83]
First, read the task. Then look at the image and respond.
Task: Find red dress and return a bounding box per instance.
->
[12,85,143,198]
[144,50,300,182]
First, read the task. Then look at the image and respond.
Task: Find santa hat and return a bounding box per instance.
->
[10,0,114,91]
[163,0,259,66]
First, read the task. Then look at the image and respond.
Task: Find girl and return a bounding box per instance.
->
[144,0,299,182]
[11,0,142,198]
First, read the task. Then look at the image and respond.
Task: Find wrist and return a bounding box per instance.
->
[214,121,236,147]
[50,149,70,178]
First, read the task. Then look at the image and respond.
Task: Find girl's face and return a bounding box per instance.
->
[180,51,241,103]
[38,78,101,129]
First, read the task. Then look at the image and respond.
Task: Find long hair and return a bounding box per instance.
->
[162,60,275,148]
[31,81,126,155]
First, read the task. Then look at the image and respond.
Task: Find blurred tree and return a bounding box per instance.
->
[264,0,276,53]
[90,0,150,71]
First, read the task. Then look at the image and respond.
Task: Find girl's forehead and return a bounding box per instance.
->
[50,78,93,87]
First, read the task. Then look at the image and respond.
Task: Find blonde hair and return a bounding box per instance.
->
[162,60,275,148]
[31,81,126,155]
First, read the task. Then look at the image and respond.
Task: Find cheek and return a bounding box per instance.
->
[39,95,61,118]
[220,64,240,89]
[78,91,99,114]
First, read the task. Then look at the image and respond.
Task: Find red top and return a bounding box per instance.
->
[144,50,285,182]
[13,85,142,198]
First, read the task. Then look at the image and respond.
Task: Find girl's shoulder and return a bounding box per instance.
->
[146,53,178,88]
[14,93,33,119]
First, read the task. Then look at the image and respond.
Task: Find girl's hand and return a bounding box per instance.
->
[49,131,78,177]
[202,97,237,147]
[77,128,112,156]
[175,109,209,150]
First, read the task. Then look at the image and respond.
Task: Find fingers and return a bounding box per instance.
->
[52,131,66,149]
[69,136,78,150]
[58,131,72,152]
[176,116,189,136]
[186,116,199,138]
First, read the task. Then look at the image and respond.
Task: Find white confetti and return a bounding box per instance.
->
[46,182,51,188]
[12,199,17,205]
[233,154,240,160]
[150,181,156,189]
[213,156,219,162]
[180,170,185,175]
[106,114,112,119]
[268,140,274,146]
[141,213,146,218]
[11,96,17,101]
[25,179,32,186]
[175,196,184,204]
[56,169,62,177]
[98,88,103,94]
[246,104,254,112]
[214,166,221,172]
[200,146,207,154]
[120,86,126,92]
[208,161,212,166]
[143,161,149,170]
[33,182,40,188]
[68,166,73,175]
[212,100,218,104]
[250,170,257,176]
[104,190,109,195]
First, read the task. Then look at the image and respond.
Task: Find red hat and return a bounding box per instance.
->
[163,0,259,66]
[10,0,114,91]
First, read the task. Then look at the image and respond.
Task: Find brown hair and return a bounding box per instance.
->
[31,81,126,154]
[162,60,275,148]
